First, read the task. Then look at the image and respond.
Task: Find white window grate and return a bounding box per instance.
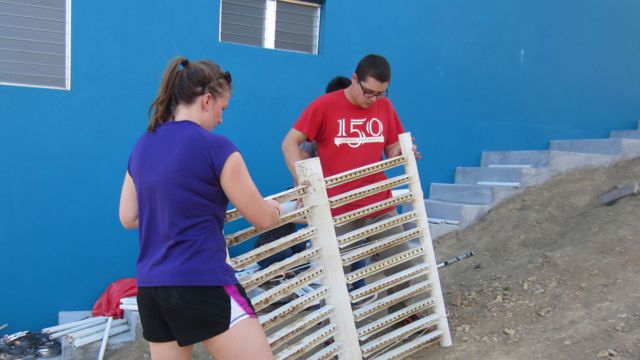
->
[0,0,71,90]
[220,0,321,55]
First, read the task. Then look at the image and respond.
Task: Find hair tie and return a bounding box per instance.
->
[180,59,189,68]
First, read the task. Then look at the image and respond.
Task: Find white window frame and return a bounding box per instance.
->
[0,0,72,90]
[219,0,321,55]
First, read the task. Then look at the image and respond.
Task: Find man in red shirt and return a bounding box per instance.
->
[282,54,421,313]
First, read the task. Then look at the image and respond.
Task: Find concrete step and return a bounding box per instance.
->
[400,213,461,240]
[455,166,524,185]
[481,150,550,168]
[424,199,491,226]
[610,129,640,139]
[482,150,616,173]
[429,183,520,205]
[428,223,460,239]
[549,138,640,160]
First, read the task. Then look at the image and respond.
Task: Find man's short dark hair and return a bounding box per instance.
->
[355,54,391,83]
[325,76,351,93]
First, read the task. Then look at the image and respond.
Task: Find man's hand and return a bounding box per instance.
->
[281,129,309,184]
[411,137,422,160]
[384,136,422,160]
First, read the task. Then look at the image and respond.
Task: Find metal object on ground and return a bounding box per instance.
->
[0,332,61,360]
[437,251,475,268]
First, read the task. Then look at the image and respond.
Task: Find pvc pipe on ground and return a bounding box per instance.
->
[71,324,129,349]
[97,317,113,360]
[42,316,106,334]
[64,319,127,342]
[48,317,108,339]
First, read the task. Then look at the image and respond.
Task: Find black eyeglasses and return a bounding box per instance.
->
[358,81,388,99]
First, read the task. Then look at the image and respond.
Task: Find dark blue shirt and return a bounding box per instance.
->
[128,120,238,286]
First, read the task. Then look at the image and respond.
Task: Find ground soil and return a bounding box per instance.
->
[110,158,640,360]
[420,158,640,360]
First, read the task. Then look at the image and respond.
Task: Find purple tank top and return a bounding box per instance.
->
[127,120,238,286]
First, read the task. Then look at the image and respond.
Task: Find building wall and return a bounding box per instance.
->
[1,0,639,331]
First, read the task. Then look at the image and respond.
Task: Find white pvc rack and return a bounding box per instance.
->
[225,133,451,359]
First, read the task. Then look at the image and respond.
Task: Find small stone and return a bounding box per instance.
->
[461,324,470,333]
[462,336,470,342]
[597,350,609,358]
[615,323,625,332]
[527,276,537,282]
[563,340,571,345]
[503,328,516,336]
[523,282,529,290]
[537,308,552,317]
[608,349,618,356]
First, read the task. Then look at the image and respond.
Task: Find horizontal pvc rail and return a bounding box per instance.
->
[336,211,418,249]
[225,185,309,222]
[328,175,412,209]
[324,156,407,189]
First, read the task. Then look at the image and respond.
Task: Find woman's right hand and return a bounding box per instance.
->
[266,199,282,219]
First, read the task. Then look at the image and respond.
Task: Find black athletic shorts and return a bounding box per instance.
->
[137,284,256,346]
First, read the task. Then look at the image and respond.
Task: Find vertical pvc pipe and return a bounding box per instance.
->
[97,316,113,360]
[296,157,362,360]
[399,132,452,347]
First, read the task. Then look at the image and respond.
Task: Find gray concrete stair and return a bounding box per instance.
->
[424,125,640,240]
[549,138,640,160]
[454,166,557,188]
[610,129,640,139]
[481,150,550,168]
[429,183,519,205]
[424,199,491,226]
[482,150,616,172]
[429,223,461,239]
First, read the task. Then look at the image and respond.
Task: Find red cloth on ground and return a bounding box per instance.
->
[92,278,137,319]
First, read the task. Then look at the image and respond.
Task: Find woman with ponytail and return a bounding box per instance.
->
[119,56,278,360]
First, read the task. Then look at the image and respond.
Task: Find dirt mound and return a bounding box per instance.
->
[421,158,640,360]
[109,159,640,360]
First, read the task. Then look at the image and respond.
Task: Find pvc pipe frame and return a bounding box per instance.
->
[64,319,127,341]
[97,317,113,360]
[400,132,452,347]
[222,133,452,358]
[71,324,129,349]
[48,317,108,339]
[42,316,107,334]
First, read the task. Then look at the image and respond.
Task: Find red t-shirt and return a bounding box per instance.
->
[293,90,404,217]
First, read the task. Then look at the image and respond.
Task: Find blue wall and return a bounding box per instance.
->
[1,0,639,331]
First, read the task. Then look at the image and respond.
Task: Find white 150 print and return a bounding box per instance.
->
[335,118,385,148]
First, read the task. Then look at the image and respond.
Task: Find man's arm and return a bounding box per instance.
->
[281,128,309,184]
[384,138,421,159]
